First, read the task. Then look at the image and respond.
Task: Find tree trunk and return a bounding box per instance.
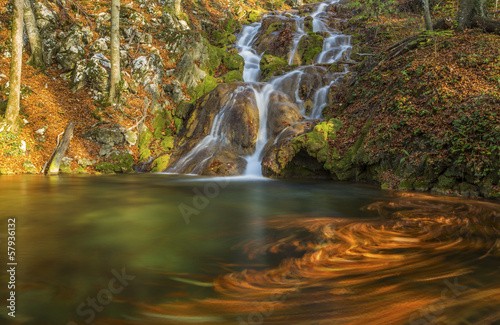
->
[46,122,75,175]
[422,0,433,31]
[457,0,487,30]
[23,0,44,68]
[2,0,24,133]
[472,16,500,34]
[108,0,121,105]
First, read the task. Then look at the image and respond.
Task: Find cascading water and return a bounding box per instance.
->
[236,23,262,82]
[168,0,351,177]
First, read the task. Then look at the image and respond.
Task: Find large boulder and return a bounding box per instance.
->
[166,83,261,175]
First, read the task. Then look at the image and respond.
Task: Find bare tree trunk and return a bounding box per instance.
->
[108,0,121,105]
[46,122,75,175]
[23,0,44,68]
[422,0,433,31]
[2,0,24,133]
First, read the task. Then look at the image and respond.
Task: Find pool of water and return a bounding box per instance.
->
[0,175,499,325]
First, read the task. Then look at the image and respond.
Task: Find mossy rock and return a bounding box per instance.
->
[152,113,170,138]
[201,44,223,76]
[138,128,153,162]
[22,160,38,174]
[161,136,175,151]
[213,31,236,48]
[175,101,194,119]
[95,152,134,173]
[247,11,261,23]
[60,162,73,174]
[296,32,324,65]
[151,154,170,173]
[222,52,244,72]
[222,70,243,83]
[260,55,288,80]
[189,75,220,103]
[174,117,183,133]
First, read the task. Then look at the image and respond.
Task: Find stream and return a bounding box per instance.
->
[0,175,499,324]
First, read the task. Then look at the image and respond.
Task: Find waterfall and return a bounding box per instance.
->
[236,23,262,83]
[168,0,351,177]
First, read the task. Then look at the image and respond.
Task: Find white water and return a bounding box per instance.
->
[166,87,247,174]
[169,0,351,177]
[237,23,262,82]
[288,18,306,65]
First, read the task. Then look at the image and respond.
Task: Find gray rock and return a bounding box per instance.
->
[56,29,87,70]
[77,158,96,167]
[99,144,114,157]
[90,37,109,52]
[86,126,125,147]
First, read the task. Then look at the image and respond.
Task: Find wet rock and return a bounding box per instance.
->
[267,91,303,137]
[167,83,260,175]
[254,16,297,59]
[295,32,324,65]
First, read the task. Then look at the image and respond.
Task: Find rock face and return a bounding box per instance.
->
[166,83,260,176]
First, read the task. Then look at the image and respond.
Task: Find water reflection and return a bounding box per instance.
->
[0,175,498,324]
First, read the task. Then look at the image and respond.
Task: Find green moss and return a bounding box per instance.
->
[189,75,219,103]
[60,162,73,174]
[152,113,168,138]
[222,53,244,72]
[398,180,414,190]
[202,44,223,75]
[296,33,324,65]
[161,136,175,151]
[96,152,134,173]
[95,162,121,173]
[174,117,183,133]
[222,70,243,83]
[260,55,288,80]
[151,154,171,173]
[138,128,153,162]
[247,11,261,23]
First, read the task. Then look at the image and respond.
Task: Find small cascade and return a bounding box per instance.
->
[288,17,306,65]
[236,23,262,82]
[168,0,352,177]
